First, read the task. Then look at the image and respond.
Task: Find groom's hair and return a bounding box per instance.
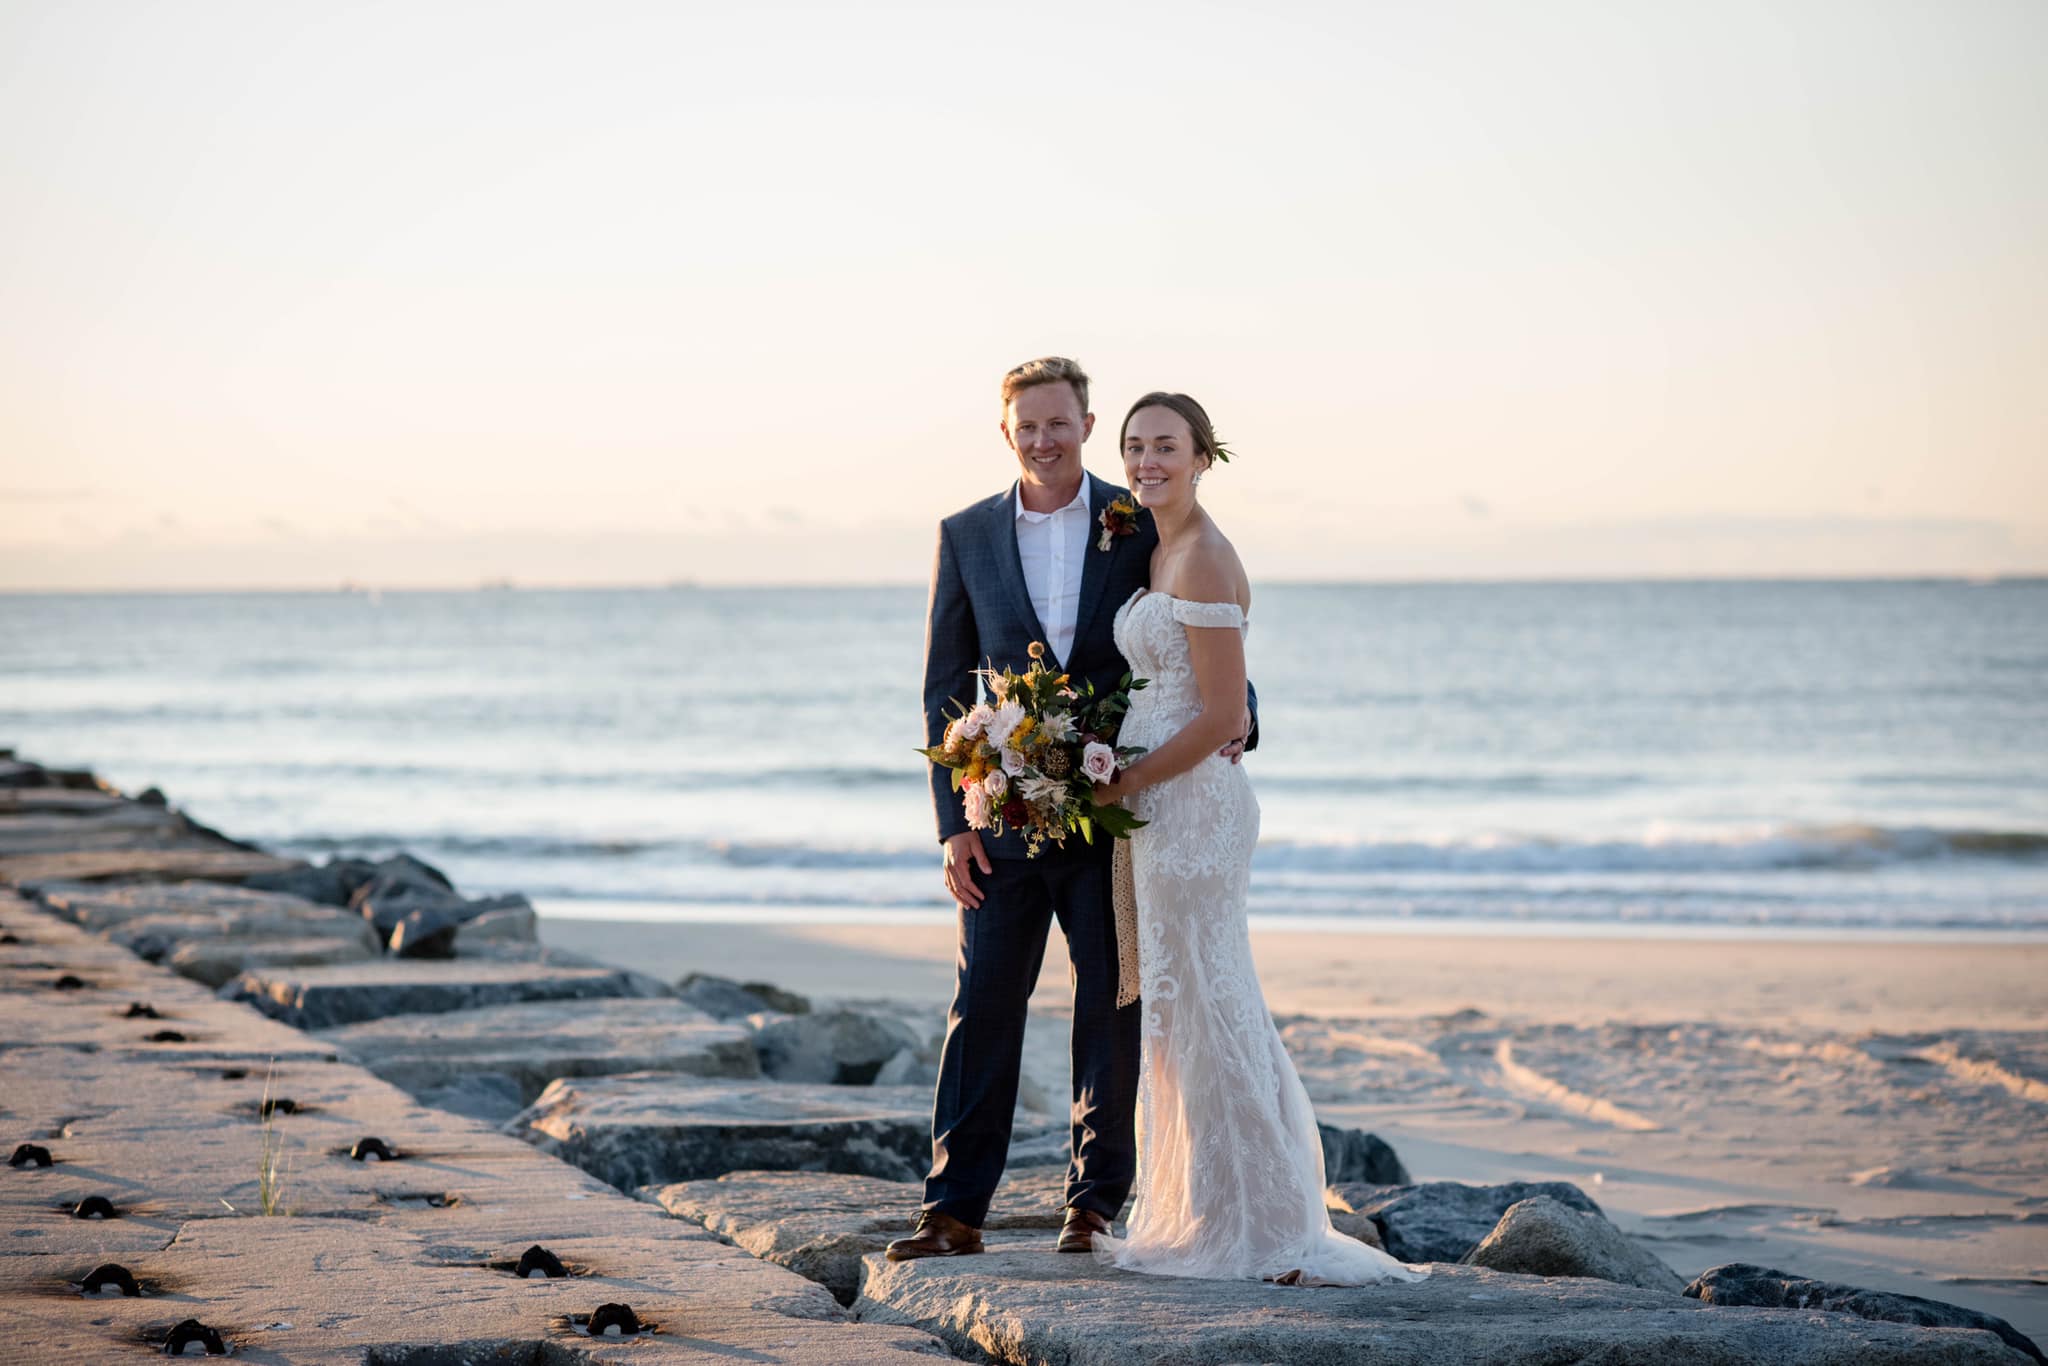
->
[1001,356,1091,415]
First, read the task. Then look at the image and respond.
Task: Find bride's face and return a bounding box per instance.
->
[1122,406,1203,510]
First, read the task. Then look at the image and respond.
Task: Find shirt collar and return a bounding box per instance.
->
[1014,475,1092,523]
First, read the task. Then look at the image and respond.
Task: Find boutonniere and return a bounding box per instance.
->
[1097,495,1139,551]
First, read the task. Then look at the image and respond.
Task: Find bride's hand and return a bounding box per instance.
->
[1092,777,1125,806]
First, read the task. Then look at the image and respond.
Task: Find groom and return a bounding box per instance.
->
[889,356,1255,1261]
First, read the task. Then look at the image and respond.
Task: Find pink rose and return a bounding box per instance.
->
[1081,742,1117,784]
[982,769,1008,799]
[963,782,992,829]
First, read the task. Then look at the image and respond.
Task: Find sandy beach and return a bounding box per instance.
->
[545,913,2048,1342]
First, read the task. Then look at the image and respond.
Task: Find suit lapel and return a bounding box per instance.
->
[1068,475,1121,665]
[989,485,1042,642]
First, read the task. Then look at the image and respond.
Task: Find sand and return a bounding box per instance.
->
[544,913,2048,1342]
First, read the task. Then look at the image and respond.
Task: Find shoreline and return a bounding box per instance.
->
[539,912,2048,1032]
[533,896,2048,944]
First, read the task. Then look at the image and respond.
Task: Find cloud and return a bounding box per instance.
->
[1460,494,1491,519]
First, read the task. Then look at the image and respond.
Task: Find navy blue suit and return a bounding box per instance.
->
[925,473,1155,1228]
[919,472,1256,1226]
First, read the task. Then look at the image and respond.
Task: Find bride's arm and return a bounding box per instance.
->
[1096,572,1249,801]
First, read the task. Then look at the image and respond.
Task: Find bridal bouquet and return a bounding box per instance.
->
[920,643,1148,856]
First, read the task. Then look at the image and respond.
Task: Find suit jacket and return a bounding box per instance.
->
[922,472,1257,860]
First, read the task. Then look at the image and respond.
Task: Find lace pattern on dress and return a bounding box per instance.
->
[1095,587,1429,1286]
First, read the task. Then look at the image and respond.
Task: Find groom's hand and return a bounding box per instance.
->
[1217,705,1253,764]
[943,831,993,910]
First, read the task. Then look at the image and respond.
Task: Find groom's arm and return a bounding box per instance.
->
[1245,677,1260,752]
[923,519,976,843]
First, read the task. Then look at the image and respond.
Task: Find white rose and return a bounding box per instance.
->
[1000,745,1028,777]
[982,769,1007,799]
[960,704,994,740]
[963,782,992,829]
[1081,742,1117,784]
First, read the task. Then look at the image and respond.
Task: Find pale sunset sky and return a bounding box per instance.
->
[2,0,2043,590]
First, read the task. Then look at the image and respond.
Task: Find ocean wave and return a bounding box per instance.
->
[277,831,933,871]
[1252,825,2048,874]
[274,821,2048,876]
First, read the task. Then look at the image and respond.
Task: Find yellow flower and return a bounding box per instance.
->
[1014,717,1035,741]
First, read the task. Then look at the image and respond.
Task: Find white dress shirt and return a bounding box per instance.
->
[1014,477,1092,667]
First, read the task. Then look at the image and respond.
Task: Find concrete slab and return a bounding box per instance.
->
[509,1074,1047,1193]
[33,879,366,934]
[644,1169,1081,1303]
[0,889,953,1364]
[0,806,188,854]
[317,998,760,1115]
[167,933,383,989]
[2,847,307,887]
[223,957,674,1029]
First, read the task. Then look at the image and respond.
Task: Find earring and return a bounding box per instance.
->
[1192,472,1203,487]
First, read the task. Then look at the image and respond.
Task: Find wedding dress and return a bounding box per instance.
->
[1097,588,1429,1285]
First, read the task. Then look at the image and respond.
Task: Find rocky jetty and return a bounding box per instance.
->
[3,748,2034,1365]
[853,1249,2032,1364]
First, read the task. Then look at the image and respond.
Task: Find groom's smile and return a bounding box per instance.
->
[1002,380,1094,508]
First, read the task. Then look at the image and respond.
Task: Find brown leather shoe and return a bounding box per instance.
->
[885,1210,984,1261]
[1057,1206,1111,1253]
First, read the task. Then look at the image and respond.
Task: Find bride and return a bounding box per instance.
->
[1089,392,1428,1287]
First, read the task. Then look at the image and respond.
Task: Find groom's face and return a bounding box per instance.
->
[1002,382,1093,494]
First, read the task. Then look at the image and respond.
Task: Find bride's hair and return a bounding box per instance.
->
[1120,392,1225,469]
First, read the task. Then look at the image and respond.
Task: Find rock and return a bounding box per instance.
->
[346,852,454,903]
[359,886,533,949]
[645,1168,1080,1304]
[510,1072,1059,1193]
[1463,1194,1685,1293]
[410,1071,528,1123]
[316,997,759,1119]
[1687,1263,2045,1364]
[167,934,381,989]
[854,1252,2036,1364]
[221,957,671,1029]
[387,906,459,958]
[1003,1127,1074,1169]
[458,901,537,943]
[1326,1180,1603,1264]
[1318,1123,1409,1185]
[243,856,379,907]
[678,972,811,1019]
[755,1006,933,1085]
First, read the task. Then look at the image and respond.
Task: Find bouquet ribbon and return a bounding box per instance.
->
[1113,838,1141,1008]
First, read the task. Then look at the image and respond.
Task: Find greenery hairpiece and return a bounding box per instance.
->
[1210,437,1234,464]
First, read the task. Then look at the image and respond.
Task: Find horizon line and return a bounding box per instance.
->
[3,569,2043,597]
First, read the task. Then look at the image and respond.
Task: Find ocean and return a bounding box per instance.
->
[4,580,2044,936]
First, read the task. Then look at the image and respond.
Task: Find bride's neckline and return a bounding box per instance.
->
[1128,587,1251,623]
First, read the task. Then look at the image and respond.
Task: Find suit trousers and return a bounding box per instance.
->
[921,846,1141,1228]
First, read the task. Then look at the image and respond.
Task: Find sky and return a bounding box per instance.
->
[2,0,2044,590]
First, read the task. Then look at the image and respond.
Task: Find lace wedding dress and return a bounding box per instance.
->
[1096,588,1429,1285]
